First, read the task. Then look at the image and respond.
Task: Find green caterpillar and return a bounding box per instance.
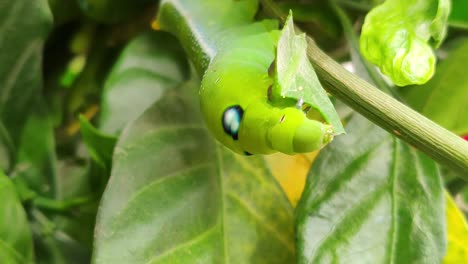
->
[158,0,334,155]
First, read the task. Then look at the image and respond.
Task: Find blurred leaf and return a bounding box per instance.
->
[403,38,468,135]
[0,121,14,170]
[277,2,341,39]
[360,0,450,86]
[460,187,468,218]
[99,31,189,135]
[79,115,117,169]
[29,206,92,264]
[0,0,52,170]
[34,231,90,264]
[9,99,96,263]
[296,115,445,263]
[448,0,468,29]
[77,0,154,23]
[334,0,380,11]
[0,172,34,263]
[48,0,80,25]
[443,191,468,263]
[275,13,344,135]
[53,160,99,248]
[30,160,101,264]
[93,80,295,263]
[12,98,57,197]
[65,28,119,121]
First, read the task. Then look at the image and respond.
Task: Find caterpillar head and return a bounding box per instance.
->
[200,46,333,155]
[237,100,334,155]
[201,77,333,155]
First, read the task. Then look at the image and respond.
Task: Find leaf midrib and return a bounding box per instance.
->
[227,191,295,253]
[146,226,218,264]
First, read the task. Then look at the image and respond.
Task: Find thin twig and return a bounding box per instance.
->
[261,0,468,177]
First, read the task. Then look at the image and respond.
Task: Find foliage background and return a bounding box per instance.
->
[0,0,467,263]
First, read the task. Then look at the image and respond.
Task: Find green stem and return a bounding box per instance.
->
[330,1,397,97]
[31,208,56,236]
[306,38,468,176]
[261,0,468,177]
[34,196,94,212]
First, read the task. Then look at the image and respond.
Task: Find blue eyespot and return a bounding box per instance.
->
[222,105,243,140]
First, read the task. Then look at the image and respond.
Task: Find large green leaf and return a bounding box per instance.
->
[0,0,52,168]
[93,80,295,263]
[403,38,468,135]
[296,115,445,263]
[0,172,34,263]
[99,31,189,135]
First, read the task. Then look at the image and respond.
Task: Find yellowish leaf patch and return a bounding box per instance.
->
[266,152,318,207]
[443,191,468,263]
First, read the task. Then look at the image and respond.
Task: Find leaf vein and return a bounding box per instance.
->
[226,191,295,253]
[146,226,218,264]
[112,163,213,221]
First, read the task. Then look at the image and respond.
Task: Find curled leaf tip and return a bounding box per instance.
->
[360,0,450,86]
[274,11,345,135]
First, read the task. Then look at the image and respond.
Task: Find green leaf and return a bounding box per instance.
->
[78,0,153,23]
[296,115,446,263]
[334,0,382,11]
[93,80,295,263]
[448,0,468,29]
[12,98,57,198]
[0,0,52,168]
[0,172,34,263]
[47,0,80,25]
[34,232,91,264]
[274,13,345,135]
[53,160,100,250]
[65,29,119,120]
[403,38,468,135]
[276,2,341,38]
[99,31,189,135]
[360,0,450,86]
[10,102,97,263]
[0,121,14,171]
[30,160,102,264]
[79,115,117,170]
